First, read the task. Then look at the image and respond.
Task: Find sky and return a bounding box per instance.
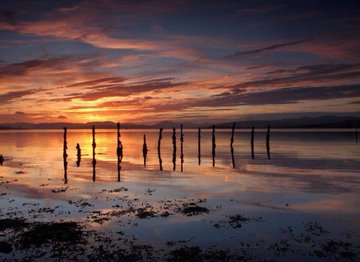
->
[0,0,359,124]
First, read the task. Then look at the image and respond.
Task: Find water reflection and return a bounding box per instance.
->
[158,128,163,171]
[180,124,184,172]
[266,125,271,160]
[76,143,81,167]
[63,127,68,184]
[212,125,216,167]
[251,126,255,160]
[116,123,123,182]
[230,123,235,168]
[142,134,148,167]
[198,128,201,166]
[172,127,176,171]
[92,126,96,182]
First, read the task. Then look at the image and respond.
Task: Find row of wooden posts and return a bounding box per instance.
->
[62,123,272,183]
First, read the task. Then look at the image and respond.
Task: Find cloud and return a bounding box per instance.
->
[0,56,71,77]
[225,39,312,58]
[232,63,360,89]
[0,89,36,103]
[62,78,185,101]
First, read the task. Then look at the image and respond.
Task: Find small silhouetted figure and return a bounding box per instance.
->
[356,127,358,143]
[63,127,68,184]
[266,125,271,159]
[198,128,201,166]
[0,154,4,166]
[212,125,216,167]
[76,143,81,167]
[172,127,176,171]
[92,125,96,182]
[143,135,148,167]
[230,123,236,168]
[180,124,184,172]
[251,126,255,160]
[158,128,163,171]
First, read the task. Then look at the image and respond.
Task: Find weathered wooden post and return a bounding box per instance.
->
[143,134,148,167]
[180,124,184,172]
[63,127,68,183]
[230,122,235,168]
[266,125,271,159]
[251,126,255,160]
[172,127,176,171]
[198,128,201,166]
[0,154,4,166]
[158,128,163,171]
[212,125,216,167]
[116,122,122,181]
[92,125,96,182]
[76,143,81,167]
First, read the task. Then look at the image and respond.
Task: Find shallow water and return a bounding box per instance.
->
[0,129,359,261]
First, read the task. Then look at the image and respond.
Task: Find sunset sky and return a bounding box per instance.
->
[0,0,359,124]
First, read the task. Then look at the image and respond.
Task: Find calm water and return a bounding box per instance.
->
[0,129,359,260]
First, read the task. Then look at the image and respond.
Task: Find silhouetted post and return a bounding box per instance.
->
[251,126,255,160]
[117,123,123,181]
[63,127,68,184]
[92,125,96,182]
[143,134,148,167]
[0,154,4,166]
[266,125,271,159]
[180,124,184,172]
[212,125,216,167]
[76,143,81,167]
[172,127,177,171]
[230,123,235,168]
[356,127,358,143]
[158,128,163,171]
[198,128,201,166]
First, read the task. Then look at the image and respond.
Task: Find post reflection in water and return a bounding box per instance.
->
[230,123,235,168]
[63,127,68,184]
[92,125,96,182]
[180,124,184,172]
[158,128,163,171]
[266,125,271,160]
[76,143,81,167]
[251,126,255,160]
[142,134,148,167]
[172,127,176,171]
[198,128,201,166]
[117,123,123,182]
[212,125,216,167]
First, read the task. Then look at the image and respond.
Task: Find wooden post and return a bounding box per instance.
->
[158,128,163,171]
[0,154,4,166]
[198,128,201,166]
[230,123,235,168]
[92,125,96,182]
[180,124,184,172]
[63,127,68,184]
[212,125,216,167]
[172,127,176,171]
[266,125,271,159]
[356,127,358,143]
[251,126,255,160]
[143,134,148,167]
[76,143,81,167]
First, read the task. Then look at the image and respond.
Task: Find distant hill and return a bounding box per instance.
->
[214,115,360,129]
[0,115,359,129]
